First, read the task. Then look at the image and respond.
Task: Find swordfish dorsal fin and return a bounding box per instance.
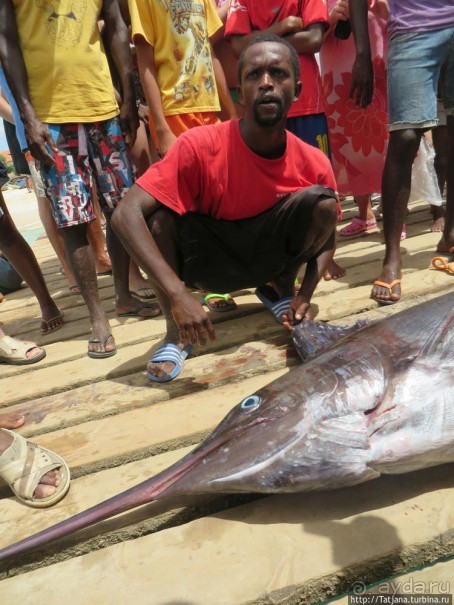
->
[417,305,454,364]
[291,318,369,362]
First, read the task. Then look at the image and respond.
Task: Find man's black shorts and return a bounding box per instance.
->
[176,185,336,292]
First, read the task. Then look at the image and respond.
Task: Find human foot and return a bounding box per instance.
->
[0,335,46,365]
[0,429,70,505]
[147,342,192,382]
[371,274,402,305]
[88,318,116,358]
[0,412,25,429]
[40,313,64,335]
[431,205,446,233]
[40,301,64,334]
[116,296,161,318]
[324,260,346,281]
[203,293,237,312]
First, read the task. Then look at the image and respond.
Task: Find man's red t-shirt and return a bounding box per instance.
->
[225,0,328,117]
[136,119,336,220]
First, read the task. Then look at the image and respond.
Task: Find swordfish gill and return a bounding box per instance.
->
[0,292,453,561]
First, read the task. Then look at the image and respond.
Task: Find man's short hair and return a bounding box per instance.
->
[237,34,301,87]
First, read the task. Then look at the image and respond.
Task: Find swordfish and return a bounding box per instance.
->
[0,292,453,562]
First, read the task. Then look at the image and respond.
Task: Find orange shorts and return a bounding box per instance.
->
[148,112,220,148]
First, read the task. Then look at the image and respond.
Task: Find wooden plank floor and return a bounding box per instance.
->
[1,197,453,604]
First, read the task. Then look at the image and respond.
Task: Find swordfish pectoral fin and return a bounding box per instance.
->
[417,306,454,364]
[291,319,369,362]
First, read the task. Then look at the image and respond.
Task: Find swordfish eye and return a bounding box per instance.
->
[240,395,261,412]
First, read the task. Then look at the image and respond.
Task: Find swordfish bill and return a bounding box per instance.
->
[0,292,453,562]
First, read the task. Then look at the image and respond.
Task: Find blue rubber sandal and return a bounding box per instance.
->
[146,343,192,383]
[255,285,293,325]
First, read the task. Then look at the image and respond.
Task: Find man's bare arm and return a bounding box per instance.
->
[0,0,56,164]
[349,0,373,108]
[101,0,139,147]
[284,23,325,54]
[230,17,304,58]
[111,187,216,345]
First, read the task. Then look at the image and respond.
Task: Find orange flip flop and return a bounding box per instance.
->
[432,257,454,275]
[372,278,401,305]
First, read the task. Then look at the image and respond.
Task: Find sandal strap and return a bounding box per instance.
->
[0,430,62,500]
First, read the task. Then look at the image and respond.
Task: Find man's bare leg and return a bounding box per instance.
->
[104,217,160,318]
[36,194,79,290]
[62,223,115,356]
[144,209,186,380]
[0,193,63,333]
[437,116,454,252]
[371,129,421,303]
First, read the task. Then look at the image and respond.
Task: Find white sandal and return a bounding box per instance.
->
[0,429,70,507]
[0,335,46,365]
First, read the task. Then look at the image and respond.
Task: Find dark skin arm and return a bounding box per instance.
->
[0,0,57,165]
[349,0,374,108]
[101,0,139,147]
[111,186,216,346]
[230,19,325,58]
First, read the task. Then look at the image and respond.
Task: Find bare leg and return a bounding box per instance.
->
[127,121,155,299]
[0,193,63,333]
[87,186,112,275]
[145,209,186,379]
[436,116,454,251]
[371,129,421,303]
[61,222,115,356]
[36,194,78,291]
[431,123,448,232]
[104,215,161,318]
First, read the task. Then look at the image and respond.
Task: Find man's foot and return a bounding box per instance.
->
[436,238,454,255]
[324,260,346,281]
[95,260,112,276]
[0,429,70,505]
[0,412,25,429]
[147,342,192,382]
[40,313,64,335]
[116,296,161,318]
[371,277,402,305]
[0,336,46,365]
[40,302,64,334]
[431,205,446,233]
[129,273,155,300]
[88,319,116,358]
[69,284,81,295]
[204,293,237,312]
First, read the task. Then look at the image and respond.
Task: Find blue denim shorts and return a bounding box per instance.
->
[387,27,454,131]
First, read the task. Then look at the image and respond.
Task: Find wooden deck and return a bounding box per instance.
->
[1,197,453,604]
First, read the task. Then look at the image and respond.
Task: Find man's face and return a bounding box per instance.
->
[238,42,301,127]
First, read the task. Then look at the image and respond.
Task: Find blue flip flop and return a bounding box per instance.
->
[255,285,293,324]
[147,343,192,383]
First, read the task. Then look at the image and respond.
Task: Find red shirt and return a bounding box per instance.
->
[225,0,328,117]
[137,120,336,220]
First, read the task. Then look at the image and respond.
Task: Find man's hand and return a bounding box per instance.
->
[156,129,177,159]
[171,291,216,346]
[23,117,57,167]
[119,99,139,148]
[349,53,374,108]
[137,103,149,124]
[329,0,349,26]
[282,294,312,331]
